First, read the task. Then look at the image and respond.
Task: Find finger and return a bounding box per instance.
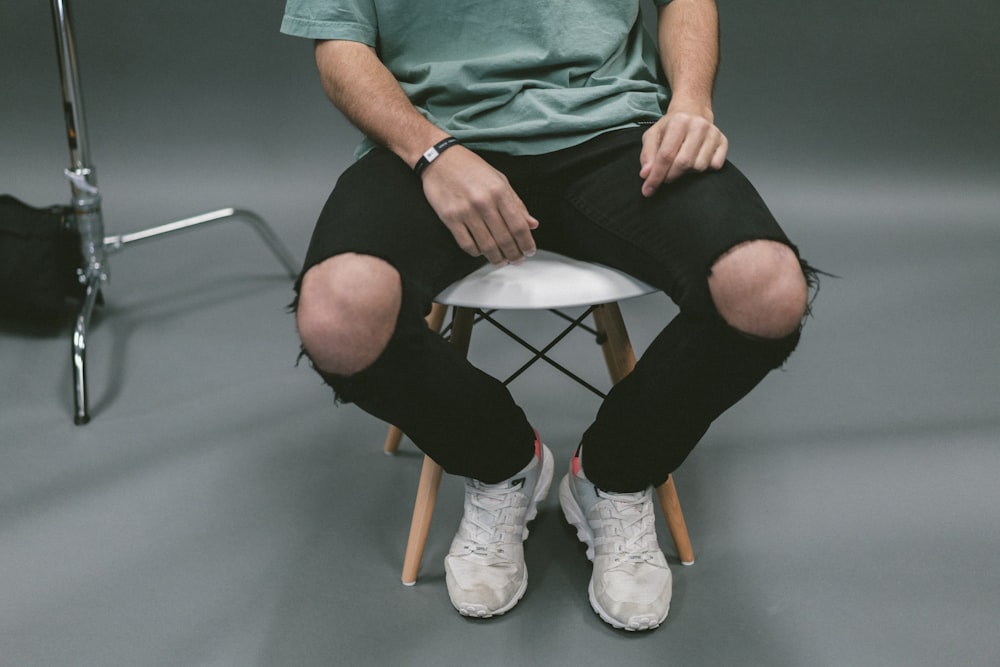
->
[439,213,483,259]
[642,120,686,196]
[638,124,664,179]
[495,196,538,262]
[690,134,719,173]
[449,222,480,258]
[515,215,541,265]
[710,136,729,170]
[455,213,504,264]
[665,123,709,183]
[450,188,512,265]
[471,207,526,266]
[480,209,524,264]
[472,224,507,266]
[486,207,539,265]
[694,129,728,173]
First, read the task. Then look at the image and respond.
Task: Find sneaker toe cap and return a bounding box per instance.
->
[597,564,672,605]
[591,562,672,629]
[445,557,525,615]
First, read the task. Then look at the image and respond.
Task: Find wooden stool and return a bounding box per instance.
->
[384,251,695,585]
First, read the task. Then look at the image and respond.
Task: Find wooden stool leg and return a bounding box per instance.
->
[384,303,450,455]
[447,306,475,354]
[402,455,443,585]
[657,475,695,565]
[399,306,475,584]
[595,302,696,565]
[593,302,636,383]
[383,426,405,456]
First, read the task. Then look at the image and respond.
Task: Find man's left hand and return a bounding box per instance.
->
[639,108,728,197]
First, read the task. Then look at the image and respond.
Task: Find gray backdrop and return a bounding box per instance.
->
[2,2,999,666]
[3,1,998,230]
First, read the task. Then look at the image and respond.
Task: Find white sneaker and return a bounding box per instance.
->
[559,454,672,631]
[444,440,554,618]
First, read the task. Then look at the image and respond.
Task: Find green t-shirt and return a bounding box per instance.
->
[281,0,672,156]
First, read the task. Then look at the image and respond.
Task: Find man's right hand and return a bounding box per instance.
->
[312,40,536,265]
[419,146,538,266]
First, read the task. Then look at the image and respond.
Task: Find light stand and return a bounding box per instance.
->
[50,0,300,424]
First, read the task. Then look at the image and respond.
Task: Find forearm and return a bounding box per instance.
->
[313,40,536,265]
[658,0,720,118]
[639,0,727,192]
[314,39,448,167]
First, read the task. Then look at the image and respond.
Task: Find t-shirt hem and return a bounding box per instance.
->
[353,119,656,161]
[280,16,376,45]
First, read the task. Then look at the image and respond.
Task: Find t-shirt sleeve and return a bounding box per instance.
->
[280,0,378,45]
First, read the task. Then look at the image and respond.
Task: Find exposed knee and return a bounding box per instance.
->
[296,253,401,376]
[708,240,808,339]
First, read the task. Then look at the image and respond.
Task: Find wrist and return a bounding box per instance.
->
[396,129,451,169]
[666,91,714,118]
[413,136,461,177]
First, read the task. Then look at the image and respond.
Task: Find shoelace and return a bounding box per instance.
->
[596,490,660,564]
[459,480,526,555]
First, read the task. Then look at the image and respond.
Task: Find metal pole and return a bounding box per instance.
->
[51,0,105,424]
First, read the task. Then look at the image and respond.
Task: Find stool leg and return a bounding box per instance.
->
[382,426,406,456]
[399,306,475,584]
[384,303,450,455]
[657,475,695,565]
[594,302,696,565]
[447,306,475,354]
[592,302,636,383]
[402,455,444,585]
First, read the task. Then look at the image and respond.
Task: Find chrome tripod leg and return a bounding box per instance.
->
[71,269,102,425]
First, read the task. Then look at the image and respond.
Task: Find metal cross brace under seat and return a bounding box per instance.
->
[442,306,612,398]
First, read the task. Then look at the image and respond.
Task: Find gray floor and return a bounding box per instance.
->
[2,175,999,666]
[4,2,1000,665]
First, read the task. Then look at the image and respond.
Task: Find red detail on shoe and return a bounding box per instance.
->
[571,454,582,477]
[533,431,542,460]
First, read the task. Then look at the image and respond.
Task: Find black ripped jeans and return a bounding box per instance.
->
[294,127,814,492]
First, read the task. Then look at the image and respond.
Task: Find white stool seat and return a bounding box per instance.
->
[435,250,656,310]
